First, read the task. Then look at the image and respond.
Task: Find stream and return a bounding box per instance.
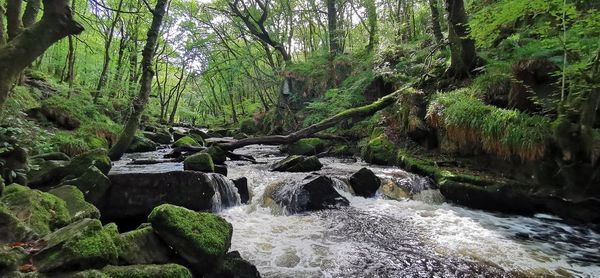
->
[112,144,600,278]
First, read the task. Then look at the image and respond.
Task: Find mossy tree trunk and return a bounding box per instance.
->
[220,88,408,150]
[327,0,342,56]
[109,0,168,161]
[6,0,22,40]
[444,0,481,79]
[429,0,444,44]
[22,0,42,27]
[0,0,84,109]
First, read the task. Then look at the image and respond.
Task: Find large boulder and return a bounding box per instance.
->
[363,135,396,165]
[66,149,112,177]
[114,226,172,265]
[206,146,226,165]
[207,251,261,278]
[102,264,193,278]
[49,185,101,221]
[104,171,216,221]
[349,168,381,198]
[264,175,349,213]
[32,218,118,272]
[0,184,71,235]
[144,130,172,144]
[271,155,323,172]
[184,153,215,173]
[283,138,325,155]
[149,204,233,274]
[127,135,158,153]
[0,203,37,244]
[232,177,250,204]
[60,166,111,206]
[172,136,201,148]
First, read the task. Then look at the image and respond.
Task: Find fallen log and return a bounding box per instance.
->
[219,88,406,151]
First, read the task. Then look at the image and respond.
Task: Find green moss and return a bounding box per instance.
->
[1,184,71,235]
[103,223,119,239]
[113,226,171,265]
[172,136,201,148]
[0,246,26,273]
[206,146,226,164]
[184,153,215,173]
[48,185,101,221]
[102,264,192,278]
[363,135,396,165]
[148,204,232,272]
[67,149,112,176]
[285,138,325,155]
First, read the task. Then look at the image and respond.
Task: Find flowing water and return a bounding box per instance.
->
[112,145,600,277]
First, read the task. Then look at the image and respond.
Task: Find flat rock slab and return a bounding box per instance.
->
[103,171,216,221]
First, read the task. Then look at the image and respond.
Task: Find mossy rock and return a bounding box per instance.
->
[101,264,193,278]
[207,251,260,278]
[188,133,206,146]
[127,135,158,153]
[0,184,71,235]
[363,135,396,165]
[148,204,233,274]
[114,226,172,265]
[206,146,226,165]
[49,185,101,222]
[67,149,112,176]
[103,223,119,239]
[27,158,70,187]
[270,155,323,172]
[233,132,248,140]
[143,130,172,145]
[32,218,118,272]
[183,153,215,173]
[239,119,259,135]
[60,166,111,207]
[0,246,27,275]
[172,136,201,148]
[0,203,37,244]
[284,138,325,155]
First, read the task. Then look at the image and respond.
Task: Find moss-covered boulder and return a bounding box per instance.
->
[60,166,111,206]
[206,146,226,165]
[207,251,261,278]
[32,218,118,272]
[172,136,201,148]
[148,204,233,274]
[239,119,259,135]
[183,153,215,173]
[270,155,323,172]
[49,185,101,222]
[363,135,396,165]
[143,130,172,144]
[0,184,71,235]
[114,226,172,265]
[173,130,188,142]
[0,203,37,244]
[127,135,158,153]
[27,158,70,187]
[68,149,112,177]
[284,138,325,155]
[102,264,193,278]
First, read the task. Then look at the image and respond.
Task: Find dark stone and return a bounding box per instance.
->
[207,146,227,165]
[207,251,261,278]
[267,175,349,213]
[349,168,381,198]
[126,135,158,153]
[232,177,250,204]
[104,171,216,222]
[271,155,323,172]
[143,131,172,144]
[214,165,228,176]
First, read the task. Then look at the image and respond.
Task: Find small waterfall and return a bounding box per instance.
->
[207,173,242,212]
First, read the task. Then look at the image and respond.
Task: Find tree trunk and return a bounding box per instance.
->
[445,0,480,79]
[219,88,406,150]
[0,0,84,109]
[0,5,6,46]
[109,0,167,161]
[6,0,22,40]
[95,0,124,102]
[365,0,378,51]
[327,0,341,56]
[22,0,42,27]
[429,0,444,44]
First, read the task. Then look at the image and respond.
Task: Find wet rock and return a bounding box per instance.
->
[207,146,227,165]
[265,175,349,213]
[211,128,232,137]
[1,184,71,235]
[31,152,70,161]
[271,155,323,172]
[104,171,216,221]
[149,204,233,274]
[184,153,215,173]
[60,166,111,207]
[0,203,37,244]
[143,130,172,144]
[215,165,228,176]
[126,135,158,153]
[32,218,118,272]
[207,251,261,278]
[173,136,202,148]
[102,264,192,278]
[363,135,396,165]
[283,138,325,156]
[49,185,101,222]
[349,168,381,198]
[114,226,172,265]
[232,177,250,204]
